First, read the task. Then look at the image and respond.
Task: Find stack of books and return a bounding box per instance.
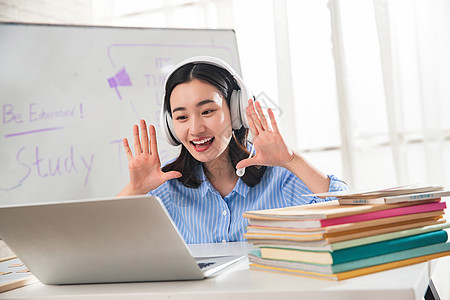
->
[243,185,450,280]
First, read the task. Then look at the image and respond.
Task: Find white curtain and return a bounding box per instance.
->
[372,0,450,187]
[328,0,450,188]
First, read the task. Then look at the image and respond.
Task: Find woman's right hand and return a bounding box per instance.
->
[118,119,181,196]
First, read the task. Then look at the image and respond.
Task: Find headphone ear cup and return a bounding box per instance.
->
[230,89,251,130]
[230,89,243,130]
[239,91,250,129]
[162,111,181,146]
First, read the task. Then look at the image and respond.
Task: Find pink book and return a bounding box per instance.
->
[245,201,446,229]
[320,202,446,227]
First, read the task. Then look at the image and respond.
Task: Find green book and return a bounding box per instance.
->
[259,230,448,264]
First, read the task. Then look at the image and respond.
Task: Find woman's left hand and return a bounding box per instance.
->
[236,99,294,170]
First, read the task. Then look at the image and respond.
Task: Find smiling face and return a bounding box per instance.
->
[170,79,233,164]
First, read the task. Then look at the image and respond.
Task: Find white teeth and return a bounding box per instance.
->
[192,137,213,145]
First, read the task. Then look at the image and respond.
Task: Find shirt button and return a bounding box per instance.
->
[222,210,227,216]
[222,239,227,243]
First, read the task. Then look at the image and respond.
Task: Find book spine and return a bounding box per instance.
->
[321,202,446,227]
[339,197,441,205]
[385,192,449,203]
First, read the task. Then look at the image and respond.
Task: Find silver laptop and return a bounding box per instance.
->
[0,195,244,285]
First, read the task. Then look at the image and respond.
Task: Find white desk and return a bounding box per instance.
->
[0,242,438,300]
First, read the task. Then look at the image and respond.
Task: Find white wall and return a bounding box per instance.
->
[0,0,92,24]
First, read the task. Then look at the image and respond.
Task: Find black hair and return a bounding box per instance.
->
[161,62,266,188]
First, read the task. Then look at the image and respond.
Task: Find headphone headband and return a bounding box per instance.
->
[160,56,253,146]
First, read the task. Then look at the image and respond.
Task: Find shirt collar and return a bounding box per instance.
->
[197,166,211,197]
[197,141,255,197]
[197,164,250,199]
[233,177,250,198]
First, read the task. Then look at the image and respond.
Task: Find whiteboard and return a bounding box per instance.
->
[0,23,241,205]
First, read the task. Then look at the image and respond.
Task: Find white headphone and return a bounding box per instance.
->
[160,56,254,146]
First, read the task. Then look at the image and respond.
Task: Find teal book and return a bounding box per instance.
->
[259,230,448,265]
[333,240,450,273]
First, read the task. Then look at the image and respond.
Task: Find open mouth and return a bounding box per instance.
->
[191,137,215,152]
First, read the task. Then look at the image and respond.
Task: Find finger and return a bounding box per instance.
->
[162,171,182,181]
[248,100,264,133]
[123,138,133,160]
[255,101,269,131]
[268,108,280,134]
[133,124,142,154]
[148,124,159,158]
[246,106,259,137]
[140,120,150,154]
[236,156,258,170]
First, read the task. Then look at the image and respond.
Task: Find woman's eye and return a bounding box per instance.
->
[202,109,215,115]
[175,116,187,121]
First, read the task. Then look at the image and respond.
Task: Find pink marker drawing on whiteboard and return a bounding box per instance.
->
[107,67,132,100]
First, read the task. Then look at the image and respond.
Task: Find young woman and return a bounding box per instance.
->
[118,56,347,244]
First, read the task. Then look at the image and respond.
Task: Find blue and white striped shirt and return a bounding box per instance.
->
[148,165,347,244]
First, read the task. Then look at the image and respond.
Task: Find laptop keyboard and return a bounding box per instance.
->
[198,262,216,269]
